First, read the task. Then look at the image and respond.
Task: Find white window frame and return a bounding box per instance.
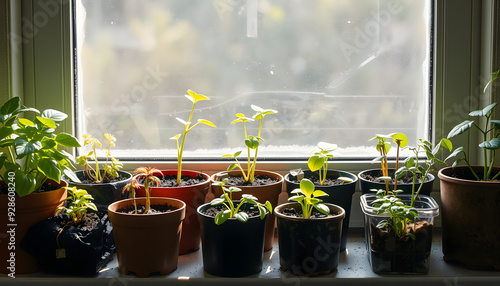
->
[3,0,498,178]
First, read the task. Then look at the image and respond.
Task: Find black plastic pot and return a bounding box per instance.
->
[285,170,356,252]
[358,168,434,196]
[68,170,132,212]
[20,211,115,276]
[197,202,268,277]
[275,202,345,276]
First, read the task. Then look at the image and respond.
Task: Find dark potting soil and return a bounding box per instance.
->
[370,221,433,253]
[448,168,500,181]
[287,174,348,186]
[155,173,207,187]
[280,207,337,219]
[79,172,129,184]
[202,204,261,218]
[361,170,428,185]
[223,174,279,187]
[58,212,102,231]
[0,181,60,195]
[117,203,177,214]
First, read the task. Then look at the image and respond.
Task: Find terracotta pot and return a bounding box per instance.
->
[285,170,356,252]
[438,166,500,270]
[275,202,345,276]
[68,170,132,212]
[0,179,68,274]
[210,170,284,251]
[197,202,268,277]
[135,170,210,255]
[108,197,186,277]
[358,168,434,196]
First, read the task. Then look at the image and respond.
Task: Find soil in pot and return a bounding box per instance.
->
[360,170,427,185]
[78,171,131,184]
[286,174,347,186]
[222,174,280,186]
[359,169,434,196]
[117,204,178,214]
[20,211,115,276]
[369,221,433,274]
[140,173,207,187]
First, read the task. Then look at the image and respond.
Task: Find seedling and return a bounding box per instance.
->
[77,133,123,183]
[288,178,330,219]
[170,90,216,185]
[223,105,277,183]
[307,142,353,185]
[446,70,500,181]
[55,187,97,225]
[372,189,418,240]
[395,138,452,206]
[369,133,408,194]
[123,167,162,214]
[209,179,272,225]
[372,138,452,240]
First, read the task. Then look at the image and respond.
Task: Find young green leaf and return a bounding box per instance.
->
[447,120,474,138]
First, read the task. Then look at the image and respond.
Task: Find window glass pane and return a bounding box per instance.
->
[75,0,432,159]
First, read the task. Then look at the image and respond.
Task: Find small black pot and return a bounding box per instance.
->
[358,168,434,196]
[275,202,345,276]
[69,170,132,212]
[285,170,356,252]
[197,202,268,277]
[20,212,115,276]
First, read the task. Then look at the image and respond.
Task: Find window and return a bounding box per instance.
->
[74,0,433,160]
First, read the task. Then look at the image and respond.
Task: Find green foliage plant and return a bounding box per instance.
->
[446,69,500,181]
[122,167,162,214]
[76,133,123,183]
[372,138,452,240]
[288,178,330,219]
[369,133,408,194]
[307,142,353,185]
[223,105,277,183]
[209,179,273,225]
[0,97,81,197]
[170,90,216,185]
[55,186,97,225]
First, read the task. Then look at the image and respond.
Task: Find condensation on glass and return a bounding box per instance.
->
[75,0,432,159]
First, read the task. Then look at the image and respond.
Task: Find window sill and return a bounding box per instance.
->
[4,229,499,286]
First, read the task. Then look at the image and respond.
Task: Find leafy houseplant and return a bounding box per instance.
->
[0,97,80,274]
[285,142,357,252]
[21,187,115,276]
[361,138,451,274]
[71,133,132,212]
[108,166,186,277]
[276,179,345,276]
[197,180,272,277]
[210,104,283,252]
[358,133,435,196]
[438,68,500,269]
[0,97,81,196]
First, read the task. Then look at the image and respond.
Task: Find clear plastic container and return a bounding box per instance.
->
[360,194,439,274]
